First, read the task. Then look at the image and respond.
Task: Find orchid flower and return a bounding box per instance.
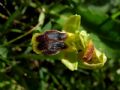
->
[32,15,107,71]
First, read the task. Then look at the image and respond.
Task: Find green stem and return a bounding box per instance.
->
[3,10,45,46]
[3,23,40,46]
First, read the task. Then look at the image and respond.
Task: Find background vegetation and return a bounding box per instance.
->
[0,0,120,90]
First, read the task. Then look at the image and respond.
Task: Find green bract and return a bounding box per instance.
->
[32,15,107,71]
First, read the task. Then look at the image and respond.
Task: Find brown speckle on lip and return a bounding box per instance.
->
[83,40,94,62]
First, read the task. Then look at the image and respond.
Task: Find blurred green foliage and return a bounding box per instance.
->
[0,0,120,90]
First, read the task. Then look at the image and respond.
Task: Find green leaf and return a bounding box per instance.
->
[49,4,67,14]
[78,6,108,26]
[77,6,120,50]
[42,22,52,31]
[91,33,120,59]
[1,7,23,33]
[0,46,8,59]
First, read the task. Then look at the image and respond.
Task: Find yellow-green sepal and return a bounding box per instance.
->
[61,50,78,71]
[63,15,81,33]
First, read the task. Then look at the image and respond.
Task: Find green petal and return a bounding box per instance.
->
[78,31,90,49]
[78,49,107,69]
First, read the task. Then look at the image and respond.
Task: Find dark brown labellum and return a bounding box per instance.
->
[36,30,68,55]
